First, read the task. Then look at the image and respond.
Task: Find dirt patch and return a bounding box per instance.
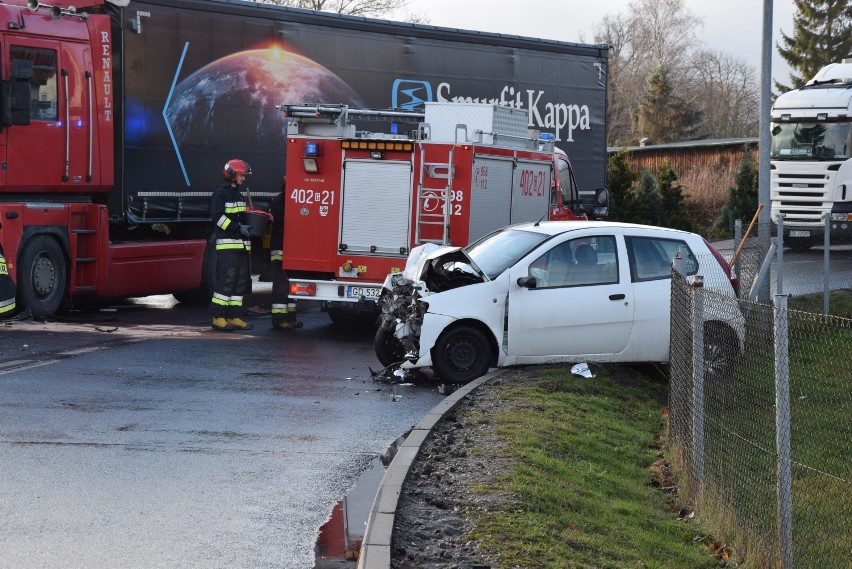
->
[391,370,529,569]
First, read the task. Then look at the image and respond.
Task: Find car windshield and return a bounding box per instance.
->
[465,228,550,279]
[771,121,851,160]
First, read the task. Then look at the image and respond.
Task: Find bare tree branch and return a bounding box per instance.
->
[595,0,757,144]
[256,0,413,19]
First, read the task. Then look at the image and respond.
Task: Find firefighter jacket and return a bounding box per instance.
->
[210,181,250,252]
[0,243,16,317]
[269,191,284,262]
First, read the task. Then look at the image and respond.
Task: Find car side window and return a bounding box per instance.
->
[626,236,697,282]
[528,235,618,288]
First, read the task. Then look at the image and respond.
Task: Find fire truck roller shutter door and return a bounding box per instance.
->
[511,160,552,224]
[470,156,512,242]
[341,160,412,254]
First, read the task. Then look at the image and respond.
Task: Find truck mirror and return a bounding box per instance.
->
[517,275,537,289]
[593,187,609,218]
[10,59,33,81]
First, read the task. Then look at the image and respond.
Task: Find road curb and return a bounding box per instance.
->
[356,369,507,569]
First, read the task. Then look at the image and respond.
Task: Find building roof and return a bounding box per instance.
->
[608,137,758,153]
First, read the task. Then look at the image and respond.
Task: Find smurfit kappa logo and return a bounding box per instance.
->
[392,79,433,110]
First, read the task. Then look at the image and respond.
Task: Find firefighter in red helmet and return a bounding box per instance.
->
[209,159,254,331]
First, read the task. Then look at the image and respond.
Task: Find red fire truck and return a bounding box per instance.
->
[279,103,607,323]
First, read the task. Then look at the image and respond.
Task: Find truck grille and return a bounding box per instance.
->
[771,167,834,226]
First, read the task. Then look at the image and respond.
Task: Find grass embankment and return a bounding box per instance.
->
[465,365,720,569]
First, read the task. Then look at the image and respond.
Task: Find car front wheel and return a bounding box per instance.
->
[432,325,492,384]
[374,326,407,367]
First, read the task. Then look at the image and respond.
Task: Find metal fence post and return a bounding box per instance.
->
[690,275,705,504]
[774,294,793,569]
[777,215,784,295]
[823,213,830,317]
[674,247,687,278]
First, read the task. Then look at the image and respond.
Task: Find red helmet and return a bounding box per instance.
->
[223,159,252,181]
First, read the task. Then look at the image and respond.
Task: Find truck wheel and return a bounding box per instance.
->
[18,235,67,318]
[374,326,407,367]
[328,307,379,329]
[432,325,492,384]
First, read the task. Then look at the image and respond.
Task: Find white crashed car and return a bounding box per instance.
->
[374,221,744,384]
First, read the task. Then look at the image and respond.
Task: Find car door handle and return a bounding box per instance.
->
[609,294,626,301]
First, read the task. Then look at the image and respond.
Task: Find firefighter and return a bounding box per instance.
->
[0,223,16,318]
[269,180,303,330]
[210,159,254,331]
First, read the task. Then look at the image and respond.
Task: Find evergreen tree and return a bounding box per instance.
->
[776,0,852,92]
[656,162,694,231]
[607,150,640,221]
[717,148,759,233]
[635,65,703,143]
[638,169,661,226]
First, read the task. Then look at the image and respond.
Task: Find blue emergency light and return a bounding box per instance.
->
[303,141,322,173]
[304,141,322,156]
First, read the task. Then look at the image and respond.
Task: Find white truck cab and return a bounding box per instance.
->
[771,60,852,250]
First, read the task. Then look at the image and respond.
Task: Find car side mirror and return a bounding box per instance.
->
[517,275,537,289]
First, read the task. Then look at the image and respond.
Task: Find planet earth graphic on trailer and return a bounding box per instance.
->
[165,47,364,148]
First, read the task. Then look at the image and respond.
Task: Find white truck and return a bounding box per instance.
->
[771,60,852,250]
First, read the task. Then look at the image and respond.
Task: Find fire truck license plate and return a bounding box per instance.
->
[788,230,810,238]
[346,286,380,299]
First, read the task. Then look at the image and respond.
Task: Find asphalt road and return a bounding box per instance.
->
[0,290,445,569]
[712,239,852,297]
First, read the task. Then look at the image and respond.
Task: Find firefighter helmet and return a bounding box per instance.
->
[223,159,252,181]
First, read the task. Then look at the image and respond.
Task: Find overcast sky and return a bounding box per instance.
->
[406,0,796,84]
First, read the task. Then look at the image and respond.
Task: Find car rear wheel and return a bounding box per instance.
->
[703,322,739,380]
[432,325,492,384]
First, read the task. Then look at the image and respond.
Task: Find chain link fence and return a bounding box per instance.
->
[669,234,852,568]
[717,220,852,307]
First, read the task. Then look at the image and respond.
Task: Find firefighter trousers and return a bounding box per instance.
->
[0,245,15,317]
[270,265,299,327]
[210,250,250,319]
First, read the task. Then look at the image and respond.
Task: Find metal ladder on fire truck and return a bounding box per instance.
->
[415,136,454,246]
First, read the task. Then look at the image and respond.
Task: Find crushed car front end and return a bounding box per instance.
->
[374,243,492,371]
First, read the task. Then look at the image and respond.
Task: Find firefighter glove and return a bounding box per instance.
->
[239,224,251,238]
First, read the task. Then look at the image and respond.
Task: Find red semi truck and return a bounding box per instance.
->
[279,103,607,322]
[0,0,608,318]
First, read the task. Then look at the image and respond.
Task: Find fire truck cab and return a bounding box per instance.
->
[279,102,603,322]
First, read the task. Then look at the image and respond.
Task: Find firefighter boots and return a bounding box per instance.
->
[227,317,253,330]
[211,317,235,331]
[273,303,303,330]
